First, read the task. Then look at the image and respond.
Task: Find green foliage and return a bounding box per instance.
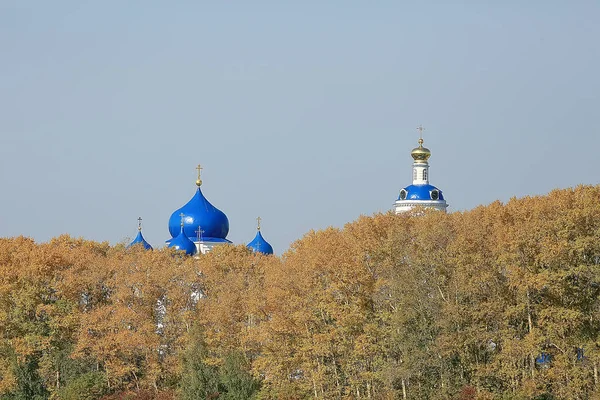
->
[178,327,220,400]
[55,372,108,400]
[2,356,48,400]
[178,327,260,400]
[218,352,260,400]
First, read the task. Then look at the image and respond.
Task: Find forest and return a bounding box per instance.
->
[2,185,600,399]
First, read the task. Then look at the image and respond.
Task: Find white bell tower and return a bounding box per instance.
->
[394,126,448,214]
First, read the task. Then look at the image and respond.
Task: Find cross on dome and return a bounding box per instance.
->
[196,226,205,242]
[417,124,424,138]
[417,125,425,145]
[196,164,203,187]
[247,216,273,254]
[128,216,153,250]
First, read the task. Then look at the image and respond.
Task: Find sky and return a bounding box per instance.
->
[1,1,599,254]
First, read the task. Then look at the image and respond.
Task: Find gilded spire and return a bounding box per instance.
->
[196,164,203,187]
[411,125,431,162]
[256,216,261,231]
[137,216,142,231]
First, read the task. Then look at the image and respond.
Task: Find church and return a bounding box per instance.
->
[129,165,274,256]
[394,126,448,214]
[129,127,447,254]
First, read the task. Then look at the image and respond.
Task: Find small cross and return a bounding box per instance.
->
[137,216,142,231]
[417,125,425,140]
[256,216,261,231]
[196,226,205,242]
[179,213,185,227]
[196,164,203,186]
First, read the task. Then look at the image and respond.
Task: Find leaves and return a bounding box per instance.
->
[2,186,600,398]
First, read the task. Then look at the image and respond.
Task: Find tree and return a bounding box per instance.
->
[218,351,260,400]
[178,325,219,400]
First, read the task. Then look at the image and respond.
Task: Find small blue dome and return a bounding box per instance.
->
[168,226,196,255]
[247,230,274,255]
[168,187,229,241]
[128,231,153,250]
[398,184,445,201]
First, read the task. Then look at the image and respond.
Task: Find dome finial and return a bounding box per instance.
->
[128,217,153,250]
[417,125,424,145]
[196,164,203,187]
[411,125,431,162]
[247,219,274,254]
[179,212,185,227]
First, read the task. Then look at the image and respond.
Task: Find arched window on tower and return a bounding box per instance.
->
[413,169,417,181]
[423,169,428,181]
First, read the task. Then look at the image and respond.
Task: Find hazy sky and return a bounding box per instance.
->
[1,1,599,254]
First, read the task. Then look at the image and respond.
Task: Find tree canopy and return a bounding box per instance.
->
[2,185,600,399]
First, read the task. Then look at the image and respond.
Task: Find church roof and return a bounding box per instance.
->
[247,230,274,255]
[127,218,153,250]
[128,230,153,250]
[168,166,229,242]
[168,225,196,255]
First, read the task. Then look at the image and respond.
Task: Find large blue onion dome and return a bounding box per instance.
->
[247,217,274,255]
[168,166,230,241]
[128,217,153,250]
[398,184,445,201]
[168,224,196,255]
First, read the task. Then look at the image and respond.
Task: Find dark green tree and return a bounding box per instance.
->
[218,352,260,400]
[3,355,48,400]
[55,372,108,400]
[178,326,219,400]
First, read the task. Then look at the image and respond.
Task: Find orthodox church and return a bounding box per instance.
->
[394,127,448,213]
[128,165,274,256]
[128,126,447,254]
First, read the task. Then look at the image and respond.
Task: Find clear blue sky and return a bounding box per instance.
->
[1,1,599,254]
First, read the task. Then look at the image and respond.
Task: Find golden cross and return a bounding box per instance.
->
[196,164,203,186]
[137,216,142,231]
[256,216,261,231]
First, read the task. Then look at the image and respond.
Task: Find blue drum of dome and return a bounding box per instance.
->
[398,184,445,201]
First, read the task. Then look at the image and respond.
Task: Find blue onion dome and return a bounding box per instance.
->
[128,218,153,250]
[168,224,196,255]
[168,166,230,242]
[247,217,274,255]
[398,184,445,201]
[129,231,153,250]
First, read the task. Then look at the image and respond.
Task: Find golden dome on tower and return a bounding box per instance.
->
[411,138,431,162]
